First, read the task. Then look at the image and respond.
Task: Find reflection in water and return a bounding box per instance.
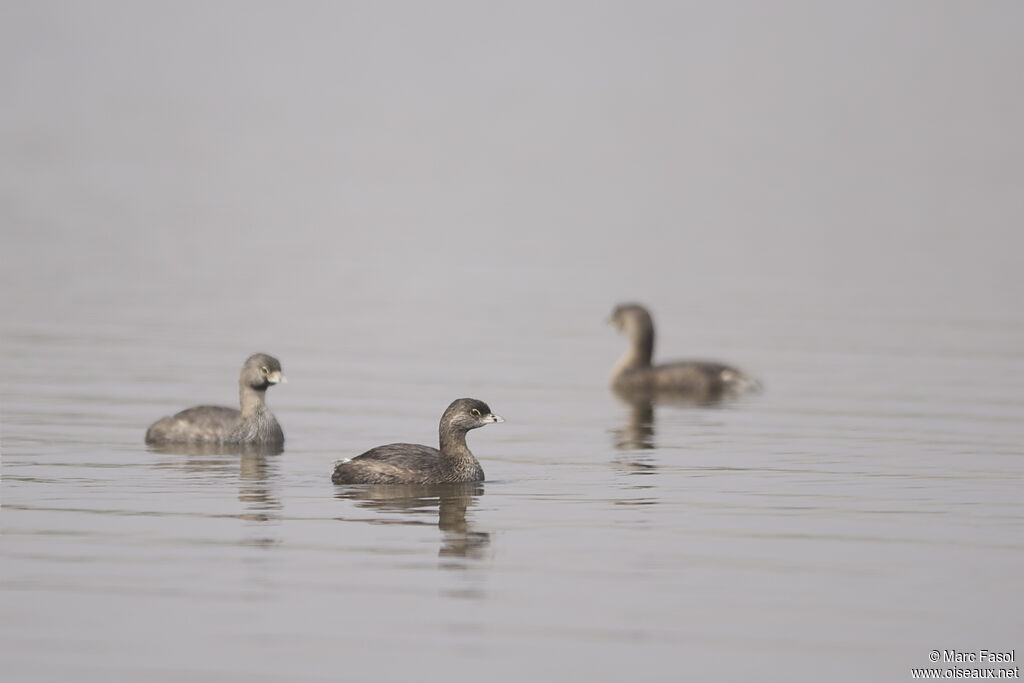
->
[149,443,282,520]
[146,442,285,457]
[611,396,657,451]
[611,384,742,450]
[334,483,489,562]
[610,386,740,471]
[237,453,280,516]
[612,383,733,412]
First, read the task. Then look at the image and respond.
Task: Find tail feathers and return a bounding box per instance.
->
[720,368,763,394]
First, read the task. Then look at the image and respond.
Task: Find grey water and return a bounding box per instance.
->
[2,3,1023,682]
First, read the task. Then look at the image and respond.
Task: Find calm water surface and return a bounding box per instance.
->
[2,3,1023,682]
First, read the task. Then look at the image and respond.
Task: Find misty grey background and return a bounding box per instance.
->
[2,2,1022,682]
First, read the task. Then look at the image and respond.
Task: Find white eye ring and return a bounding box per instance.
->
[470,408,481,417]
[260,366,269,374]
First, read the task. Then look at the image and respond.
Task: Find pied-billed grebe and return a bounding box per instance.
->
[332,398,503,485]
[145,353,286,447]
[609,303,759,399]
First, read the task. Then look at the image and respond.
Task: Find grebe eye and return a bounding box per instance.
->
[470,408,481,417]
[260,366,269,375]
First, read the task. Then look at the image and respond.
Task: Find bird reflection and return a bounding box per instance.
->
[146,442,284,457]
[611,394,657,450]
[237,453,280,517]
[149,442,282,520]
[334,482,489,562]
[610,385,736,457]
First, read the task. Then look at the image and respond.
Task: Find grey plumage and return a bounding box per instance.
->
[609,303,760,401]
[332,398,502,485]
[145,353,285,448]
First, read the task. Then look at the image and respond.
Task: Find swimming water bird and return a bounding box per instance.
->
[332,398,502,485]
[145,353,286,447]
[609,303,759,401]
